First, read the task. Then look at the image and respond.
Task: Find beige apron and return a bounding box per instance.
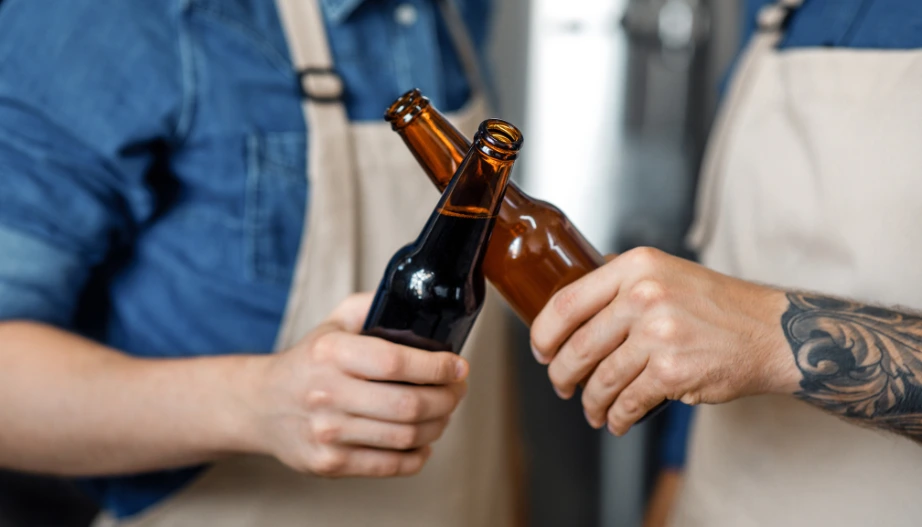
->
[673,1,922,526]
[95,1,519,525]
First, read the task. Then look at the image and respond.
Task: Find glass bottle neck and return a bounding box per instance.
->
[399,107,537,209]
[399,109,469,192]
[438,146,513,220]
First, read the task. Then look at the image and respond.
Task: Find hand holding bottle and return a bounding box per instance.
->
[530,248,794,436]
[244,293,469,478]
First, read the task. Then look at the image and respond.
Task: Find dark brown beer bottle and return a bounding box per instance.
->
[362,119,523,354]
[386,89,606,325]
[386,91,671,421]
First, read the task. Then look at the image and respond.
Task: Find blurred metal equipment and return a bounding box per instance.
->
[490,0,603,525]
[614,0,712,258]
[604,2,741,525]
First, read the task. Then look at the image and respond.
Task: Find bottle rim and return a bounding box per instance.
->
[475,119,524,160]
[384,88,430,130]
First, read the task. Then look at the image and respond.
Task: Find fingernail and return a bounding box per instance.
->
[454,359,468,380]
[583,409,596,428]
[607,422,619,436]
[531,345,547,365]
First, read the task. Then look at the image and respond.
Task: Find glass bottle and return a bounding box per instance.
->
[363,119,523,354]
[386,89,606,325]
[386,91,670,420]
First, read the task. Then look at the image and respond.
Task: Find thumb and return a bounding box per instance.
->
[327,292,376,333]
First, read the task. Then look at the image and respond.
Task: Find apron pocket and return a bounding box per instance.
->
[245,131,308,285]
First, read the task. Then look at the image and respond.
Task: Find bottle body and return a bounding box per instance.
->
[363,211,492,353]
[363,119,522,353]
[483,191,605,323]
[386,90,605,324]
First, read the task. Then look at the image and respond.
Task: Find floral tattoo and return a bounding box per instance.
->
[782,293,922,440]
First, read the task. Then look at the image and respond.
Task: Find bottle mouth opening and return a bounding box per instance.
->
[384,88,430,130]
[476,119,524,160]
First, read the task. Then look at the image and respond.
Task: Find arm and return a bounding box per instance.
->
[780,291,922,439]
[0,321,253,475]
[530,247,922,441]
[0,295,469,477]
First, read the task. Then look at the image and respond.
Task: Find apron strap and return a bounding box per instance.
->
[437,0,490,104]
[275,0,344,103]
[274,0,359,349]
[272,0,492,349]
[686,0,801,251]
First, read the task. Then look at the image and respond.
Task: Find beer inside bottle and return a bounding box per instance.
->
[385,90,669,421]
[362,119,523,354]
[385,89,606,325]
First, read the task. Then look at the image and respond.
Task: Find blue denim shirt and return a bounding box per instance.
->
[746,0,922,49]
[0,0,487,518]
[663,0,922,472]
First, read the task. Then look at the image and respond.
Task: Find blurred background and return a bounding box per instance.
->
[493,1,741,526]
[0,0,743,525]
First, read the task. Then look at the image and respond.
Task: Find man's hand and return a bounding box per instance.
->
[530,248,799,436]
[244,294,469,478]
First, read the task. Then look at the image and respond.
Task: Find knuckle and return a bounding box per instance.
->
[630,279,668,308]
[429,356,452,382]
[551,287,580,322]
[378,346,406,379]
[619,397,641,417]
[567,328,595,361]
[595,363,620,388]
[304,389,334,409]
[649,354,684,388]
[624,246,662,269]
[311,448,347,477]
[681,392,702,406]
[311,332,340,362]
[375,457,402,478]
[311,418,342,445]
[396,393,424,421]
[644,314,680,343]
[393,426,420,450]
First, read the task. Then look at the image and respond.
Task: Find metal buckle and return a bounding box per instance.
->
[298,67,344,104]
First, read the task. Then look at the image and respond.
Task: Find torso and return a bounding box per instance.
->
[675,3,922,526]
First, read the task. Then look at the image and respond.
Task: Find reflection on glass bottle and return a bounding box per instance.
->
[363,119,523,354]
[386,89,605,325]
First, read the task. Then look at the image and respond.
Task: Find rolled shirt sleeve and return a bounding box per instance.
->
[0,0,184,327]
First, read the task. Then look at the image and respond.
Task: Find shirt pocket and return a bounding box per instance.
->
[245,131,308,285]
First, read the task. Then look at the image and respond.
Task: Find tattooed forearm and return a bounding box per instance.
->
[782,293,922,441]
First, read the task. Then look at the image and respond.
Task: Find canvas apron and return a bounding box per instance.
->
[672,1,922,525]
[95,0,519,525]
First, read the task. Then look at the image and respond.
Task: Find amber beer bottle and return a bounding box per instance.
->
[386,91,670,421]
[385,89,606,325]
[362,119,523,354]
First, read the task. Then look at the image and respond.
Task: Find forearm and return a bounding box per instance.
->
[0,321,264,476]
[780,292,922,441]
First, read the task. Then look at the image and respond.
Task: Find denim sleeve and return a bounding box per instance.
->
[658,402,695,470]
[0,0,184,326]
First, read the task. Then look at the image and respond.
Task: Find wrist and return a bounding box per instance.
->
[215,354,274,457]
[758,289,802,396]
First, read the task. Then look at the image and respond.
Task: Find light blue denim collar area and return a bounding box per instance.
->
[321,0,369,25]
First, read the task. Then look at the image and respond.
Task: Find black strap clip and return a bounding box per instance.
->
[298,67,344,104]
